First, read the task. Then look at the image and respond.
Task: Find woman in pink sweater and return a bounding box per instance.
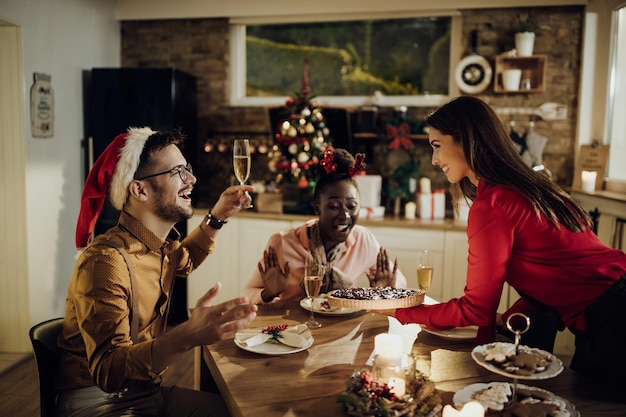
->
[243,148,406,304]
[383,96,626,386]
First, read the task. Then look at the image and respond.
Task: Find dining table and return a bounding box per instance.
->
[199,300,625,417]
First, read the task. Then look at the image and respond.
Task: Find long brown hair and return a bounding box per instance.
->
[426,96,590,232]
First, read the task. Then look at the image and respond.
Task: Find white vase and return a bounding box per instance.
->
[515,32,535,56]
[502,69,523,91]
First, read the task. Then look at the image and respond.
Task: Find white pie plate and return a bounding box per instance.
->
[299,296,361,316]
[234,327,313,355]
[421,325,478,340]
[453,382,579,417]
[471,342,563,380]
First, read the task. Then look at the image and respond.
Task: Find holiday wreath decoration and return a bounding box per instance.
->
[378,113,422,203]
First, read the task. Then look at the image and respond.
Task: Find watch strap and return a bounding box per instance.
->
[204,209,228,230]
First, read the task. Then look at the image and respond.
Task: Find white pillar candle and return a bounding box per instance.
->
[433,190,445,219]
[405,201,416,220]
[581,170,597,193]
[374,333,403,361]
[419,177,431,194]
[419,193,432,219]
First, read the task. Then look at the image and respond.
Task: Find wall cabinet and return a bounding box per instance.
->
[494,54,547,93]
[570,190,626,250]
[371,227,446,300]
[186,214,239,307]
[186,215,295,307]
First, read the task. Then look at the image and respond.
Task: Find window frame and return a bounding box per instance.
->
[228,12,462,108]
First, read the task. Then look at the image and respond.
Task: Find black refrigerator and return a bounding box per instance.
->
[83,67,198,324]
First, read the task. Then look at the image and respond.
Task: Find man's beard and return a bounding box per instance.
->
[155,199,193,224]
[150,180,193,223]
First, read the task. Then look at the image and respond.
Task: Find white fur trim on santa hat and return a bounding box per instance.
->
[109,126,156,210]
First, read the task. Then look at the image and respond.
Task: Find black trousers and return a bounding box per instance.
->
[56,384,230,417]
[570,274,626,388]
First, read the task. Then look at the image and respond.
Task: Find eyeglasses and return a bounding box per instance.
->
[136,163,193,182]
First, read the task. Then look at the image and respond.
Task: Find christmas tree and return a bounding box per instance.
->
[269,60,332,191]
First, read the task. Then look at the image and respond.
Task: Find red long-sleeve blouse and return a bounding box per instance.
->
[395,181,626,344]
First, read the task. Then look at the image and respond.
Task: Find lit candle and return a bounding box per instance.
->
[373,333,406,397]
[581,170,597,193]
[387,376,406,397]
[442,401,485,417]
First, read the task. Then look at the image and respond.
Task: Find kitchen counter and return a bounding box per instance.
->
[570,187,626,204]
[230,210,468,232]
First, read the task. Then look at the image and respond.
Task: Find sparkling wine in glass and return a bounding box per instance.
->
[304,259,325,329]
[417,250,433,292]
[233,138,252,208]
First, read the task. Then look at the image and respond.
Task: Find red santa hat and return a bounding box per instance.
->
[75,126,156,248]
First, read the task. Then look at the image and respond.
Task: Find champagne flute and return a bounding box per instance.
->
[416,250,433,292]
[233,138,252,208]
[304,258,325,329]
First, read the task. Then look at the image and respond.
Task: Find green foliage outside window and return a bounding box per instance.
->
[246,17,451,97]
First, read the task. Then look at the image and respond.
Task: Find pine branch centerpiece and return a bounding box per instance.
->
[339,369,442,417]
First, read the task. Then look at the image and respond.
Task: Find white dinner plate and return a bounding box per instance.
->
[453,382,579,417]
[299,295,361,316]
[421,325,478,340]
[471,342,563,380]
[234,328,313,355]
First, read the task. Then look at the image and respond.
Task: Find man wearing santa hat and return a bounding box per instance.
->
[55,127,257,416]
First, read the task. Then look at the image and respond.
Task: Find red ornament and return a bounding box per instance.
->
[297,176,309,189]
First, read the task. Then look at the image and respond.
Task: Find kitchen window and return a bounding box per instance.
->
[606,4,626,181]
[229,12,461,107]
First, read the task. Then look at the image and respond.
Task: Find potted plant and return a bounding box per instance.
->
[515,15,538,56]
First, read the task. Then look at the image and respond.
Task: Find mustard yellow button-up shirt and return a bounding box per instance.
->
[57,211,215,392]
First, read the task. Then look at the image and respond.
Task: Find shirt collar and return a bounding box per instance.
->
[118,211,180,252]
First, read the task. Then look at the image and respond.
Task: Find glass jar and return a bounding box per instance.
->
[372,353,407,398]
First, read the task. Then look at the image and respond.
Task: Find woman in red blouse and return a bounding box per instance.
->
[383,96,626,386]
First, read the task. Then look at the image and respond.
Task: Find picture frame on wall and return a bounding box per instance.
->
[30,72,54,138]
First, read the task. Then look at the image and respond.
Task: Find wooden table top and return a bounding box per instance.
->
[202,301,625,417]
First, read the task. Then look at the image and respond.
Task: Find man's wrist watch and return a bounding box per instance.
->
[204,209,228,230]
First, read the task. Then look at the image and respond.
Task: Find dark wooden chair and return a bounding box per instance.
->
[29,317,64,417]
[612,217,625,249]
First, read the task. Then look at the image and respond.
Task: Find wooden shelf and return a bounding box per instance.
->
[494,54,547,93]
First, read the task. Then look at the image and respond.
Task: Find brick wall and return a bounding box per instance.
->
[460,6,584,187]
[120,6,584,207]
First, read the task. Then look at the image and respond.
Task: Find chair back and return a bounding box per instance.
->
[29,317,64,417]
